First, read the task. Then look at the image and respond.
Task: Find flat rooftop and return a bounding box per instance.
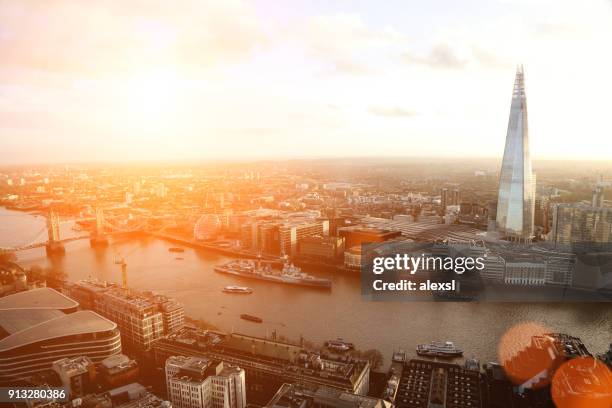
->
[223,333,303,363]
[267,384,390,408]
[0,287,79,311]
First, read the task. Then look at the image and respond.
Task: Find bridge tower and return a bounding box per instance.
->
[45,210,65,255]
[90,207,109,247]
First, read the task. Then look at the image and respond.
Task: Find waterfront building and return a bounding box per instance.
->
[338,226,401,248]
[487,246,575,286]
[0,288,121,383]
[94,288,164,351]
[194,214,222,241]
[52,356,96,398]
[344,246,362,270]
[156,294,185,335]
[154,328,370,405]
[479,254,506,282]
[496,66,536,241]
[504,262,546,285]
[0,262,31,296]
[549,203,612,251]
[297,235,345,260]
[394,359,483,408]
[166,356,246,408]
[265,383,391,408]
[69,280,184,350]
[242,219,330,256]
[500,333,593,395]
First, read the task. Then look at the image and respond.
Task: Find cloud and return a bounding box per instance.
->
[298,14,405,75]
[368,106,418,118]
[0,0,267,78]
[403,44,466,69]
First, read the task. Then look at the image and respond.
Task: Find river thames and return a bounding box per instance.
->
[2,207,611,368]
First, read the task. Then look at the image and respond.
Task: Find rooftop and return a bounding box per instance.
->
[0,310,117,352]
[0,287,78,311]
[101,353,131,369]
[267,384,390,408]
[222,332,303,363]
[52,356,93,375]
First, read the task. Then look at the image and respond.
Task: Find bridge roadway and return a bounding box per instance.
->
[1,229,147,252]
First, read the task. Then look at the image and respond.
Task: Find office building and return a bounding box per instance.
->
[69,280,184,351]
[592,186,605,208]
[52,356,96,398]
[550,203,612,251]
[487,246,575,286]
[496,66,536,240]
[440,188,449,213]
[297,236,345,260]
[338,227,401,248]
[242,219,329,256]
[0,288,121,383]
[534,197,550,234]
[100,354,140,388]
[344,246,363,270]
[156,295,185,335]
[451,189,461,206]
[166,356,246,408]
[94,288,164,351]
[79,383,172,408]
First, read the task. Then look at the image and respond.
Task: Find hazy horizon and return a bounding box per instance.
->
[2,0,612,164]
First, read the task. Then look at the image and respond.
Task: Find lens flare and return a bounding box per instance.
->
[497,322,560,388]
[551,357,612,408]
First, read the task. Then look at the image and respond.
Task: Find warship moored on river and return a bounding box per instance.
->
[215,259,331,289]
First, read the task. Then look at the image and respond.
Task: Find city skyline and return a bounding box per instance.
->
[1,0,612,164]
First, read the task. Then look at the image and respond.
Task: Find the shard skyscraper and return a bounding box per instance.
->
[495,66,535,240]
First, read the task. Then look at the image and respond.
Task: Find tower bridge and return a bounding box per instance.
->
[0,208,153,256]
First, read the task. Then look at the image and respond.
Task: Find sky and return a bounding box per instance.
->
[1,0,612,164]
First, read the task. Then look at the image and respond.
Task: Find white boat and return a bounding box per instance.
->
[416,341,463,357]
[222,285,253,294]
[325,338,355,351]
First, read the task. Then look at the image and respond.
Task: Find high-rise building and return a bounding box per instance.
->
[592,186,605,208]
[496,66,536,240]
[166,356,246,408]
[440,188,449,214]
[451,189,461,206]
[550,203,612,251]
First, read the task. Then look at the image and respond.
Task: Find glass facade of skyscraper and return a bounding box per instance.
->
[496,66,535,240]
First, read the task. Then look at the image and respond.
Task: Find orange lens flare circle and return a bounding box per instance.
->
[551,357,612,408]
[497,322,558,388]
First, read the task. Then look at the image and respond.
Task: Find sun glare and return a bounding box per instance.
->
[123,67,184,130]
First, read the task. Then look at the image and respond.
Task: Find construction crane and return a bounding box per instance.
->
[113,245,140,290]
